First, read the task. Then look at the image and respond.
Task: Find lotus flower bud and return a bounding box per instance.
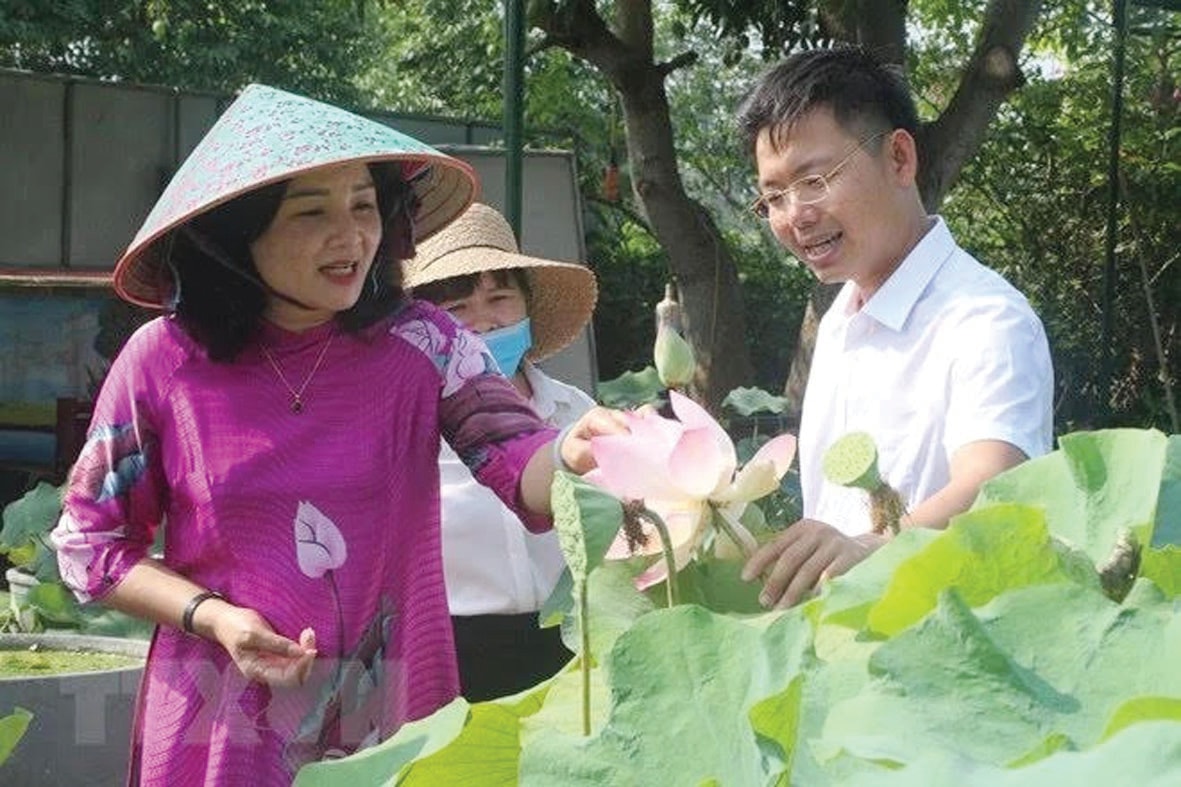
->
[654,283,695,389]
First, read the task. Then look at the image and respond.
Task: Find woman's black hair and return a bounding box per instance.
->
[410,268,532,308]
[166,162,416,361]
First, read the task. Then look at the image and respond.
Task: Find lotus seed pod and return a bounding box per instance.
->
[823,431,882,492]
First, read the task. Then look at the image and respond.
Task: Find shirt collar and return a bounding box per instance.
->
[522,363,571,419]
[858,217,954,332]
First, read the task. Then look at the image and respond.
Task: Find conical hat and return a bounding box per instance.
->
[403,203,597,362]
[113,83,477,308]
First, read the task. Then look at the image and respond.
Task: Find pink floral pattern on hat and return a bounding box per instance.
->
[114,84,477,308]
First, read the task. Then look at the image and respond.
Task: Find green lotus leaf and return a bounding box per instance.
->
[1140,544,1181,597]
[294,428,1181,786]
[595,365,664,408]
[519,605,814,786]
[816,527,940,630]
[866,504,1093,636]
[841,721,1181,786]
[550,470,624,595]
[559,561,656,663]
[397,688,549,786]
[293,698,471,786]
[722,386,789,416]
[820,580,1181,769]
[975,429,1170,562]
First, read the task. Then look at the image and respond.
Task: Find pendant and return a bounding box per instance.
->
[291,398,304,414]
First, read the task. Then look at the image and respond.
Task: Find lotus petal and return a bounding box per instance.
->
[604,503,704,560]
[715,433,798,503]
[669,426,735,499]
[633,536,696,591]
[589,409,687,501]
[590,438,682,503]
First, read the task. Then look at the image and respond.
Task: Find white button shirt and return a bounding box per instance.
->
[799,218,1054,535]
[441,362,595,615]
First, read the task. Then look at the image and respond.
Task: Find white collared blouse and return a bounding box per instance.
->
[440,362,595,615]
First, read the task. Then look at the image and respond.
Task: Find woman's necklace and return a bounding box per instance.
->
[260,330,335,414]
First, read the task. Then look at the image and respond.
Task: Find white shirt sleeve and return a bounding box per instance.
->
[943,296,1054,460]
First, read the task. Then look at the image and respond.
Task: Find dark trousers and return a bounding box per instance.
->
[451,612,573,702]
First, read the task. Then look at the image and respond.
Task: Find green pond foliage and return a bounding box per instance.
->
[0,649,142,677]
[295,428,1181,786]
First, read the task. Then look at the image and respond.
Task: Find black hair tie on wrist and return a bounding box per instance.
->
[182,590,224,635]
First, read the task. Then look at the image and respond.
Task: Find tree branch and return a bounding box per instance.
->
[657,50,699,77]
[919,0,1044,209]
[585,194,654,235]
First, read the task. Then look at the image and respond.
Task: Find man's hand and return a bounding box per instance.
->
[741,520,887,608]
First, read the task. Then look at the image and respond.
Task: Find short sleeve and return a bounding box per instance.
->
[943,298,1054,461]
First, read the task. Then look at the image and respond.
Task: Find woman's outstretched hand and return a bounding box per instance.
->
[558,405,632,474]
[208,603,318,687]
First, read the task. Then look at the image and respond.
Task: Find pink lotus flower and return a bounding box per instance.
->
[586,391,796,590]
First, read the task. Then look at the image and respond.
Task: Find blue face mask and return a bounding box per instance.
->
[481,318,533,376]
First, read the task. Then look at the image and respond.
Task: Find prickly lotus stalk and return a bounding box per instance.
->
[823,431,907,535]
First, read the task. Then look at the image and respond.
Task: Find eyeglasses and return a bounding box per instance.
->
[749,130,891,220]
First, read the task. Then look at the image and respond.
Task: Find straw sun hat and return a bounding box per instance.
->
[403,203,598,362]
[112,83,477,308]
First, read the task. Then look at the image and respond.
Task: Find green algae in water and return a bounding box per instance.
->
[0,648,142,677]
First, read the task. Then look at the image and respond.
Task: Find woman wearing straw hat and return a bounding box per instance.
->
[404,203,598,701]
[49,85,625,785]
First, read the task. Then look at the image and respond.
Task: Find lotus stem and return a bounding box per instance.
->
[869,485,907,537]
[579,579,591,735]
[710,506,755,562]
[641,507,680,607]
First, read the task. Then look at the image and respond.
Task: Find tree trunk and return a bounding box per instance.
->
[533,0,753,410]
[781,281,841,425]
[617,74,755,411]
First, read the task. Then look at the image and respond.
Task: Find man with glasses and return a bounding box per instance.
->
[737,46,1054,608]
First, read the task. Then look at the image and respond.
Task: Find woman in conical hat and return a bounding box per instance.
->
[50,85,626,785]
[404,202,598,701]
